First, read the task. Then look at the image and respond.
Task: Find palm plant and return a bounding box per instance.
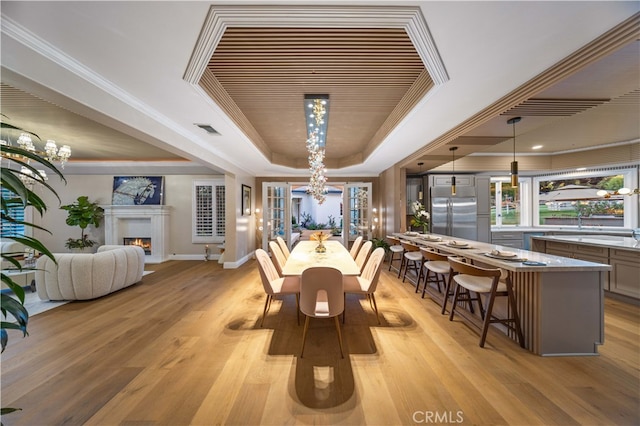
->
[1,118,64,418]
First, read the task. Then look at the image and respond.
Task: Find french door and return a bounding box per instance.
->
[342,183,372,247]
[262,182,291,251]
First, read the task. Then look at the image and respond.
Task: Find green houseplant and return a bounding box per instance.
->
[1,118,64,419]
[60,196,104,250]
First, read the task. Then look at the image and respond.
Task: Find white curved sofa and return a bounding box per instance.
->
[35,245,145,301]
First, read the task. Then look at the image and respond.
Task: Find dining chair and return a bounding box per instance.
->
[386,236,404,274]
[354,240,372,272]
[268,240,288,277]
[418,247,449,298]
[447,256,525,348]
[349,235,364,259]
[400,241,422,284]
[276,236,290,260]
[255,249,300,327]
[299,267,345,358]
[343,247,386,324]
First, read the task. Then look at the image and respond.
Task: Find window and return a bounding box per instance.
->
[1,187,25,237]
[491,178,530,227]
[534,168,637,229]
[192,179,225,243]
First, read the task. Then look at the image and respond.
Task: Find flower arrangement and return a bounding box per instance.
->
[410,201,430,233]
[310,231,329,252]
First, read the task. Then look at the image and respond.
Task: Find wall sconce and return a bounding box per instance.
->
[507,117,521,188]
[449,146,458,195]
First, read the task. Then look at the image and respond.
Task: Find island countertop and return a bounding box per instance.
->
[393,232,611,272]
[530,234,640,251]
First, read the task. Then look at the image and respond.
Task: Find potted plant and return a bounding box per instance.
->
[60,196,104,250]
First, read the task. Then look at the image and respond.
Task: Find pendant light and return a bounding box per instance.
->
[507,117,521,188]
[449,146,458,195]
[417,162,424,201]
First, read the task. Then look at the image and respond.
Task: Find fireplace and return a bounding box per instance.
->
[123,237,152,255]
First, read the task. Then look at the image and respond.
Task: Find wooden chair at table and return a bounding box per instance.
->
[268,240,288,277]
[276,236,290,260]
[418,247,450,298]
[441,256,475,316]
[354,240,373,273]
[343,247,386,324]
[447,256,525,348]
[299,267,345,358]
[386,236,404,274]
[349,235,364,259]
[255,249,300,327]
[400,241,422,285]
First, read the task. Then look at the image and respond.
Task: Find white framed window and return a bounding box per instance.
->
[192,179,225,243]
[490,177,531,227]
[533,167,637,230]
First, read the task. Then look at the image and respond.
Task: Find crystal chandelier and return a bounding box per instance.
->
[18,166,48,189]
[304,95,329,204]
[15,132,72,168]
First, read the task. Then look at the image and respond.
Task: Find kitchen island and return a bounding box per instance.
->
[530,234,640,301]
[394,232,611,356]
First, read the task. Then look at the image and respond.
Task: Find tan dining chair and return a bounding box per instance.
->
[349,235,364,259]
[268,240,287,277]
[354,240,372,272]
[255,249,300,327]
[386,236,404,274]
[343,247,386,324]
[447,256,525,348]
[276,236,290,260]
[299,267,345,358]
[418,247,450,298]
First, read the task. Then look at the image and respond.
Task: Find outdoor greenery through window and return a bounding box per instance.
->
[491,179,525,226]
[535,169,636,229]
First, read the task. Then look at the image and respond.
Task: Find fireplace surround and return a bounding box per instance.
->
[103,205,170,263]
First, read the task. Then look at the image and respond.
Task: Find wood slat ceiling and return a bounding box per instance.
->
[205,27,429,169]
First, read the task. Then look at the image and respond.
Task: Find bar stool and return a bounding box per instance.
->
[418,247,449,298]
[387,236,404,274]
[447,256,525,348]
[401,241,422,285]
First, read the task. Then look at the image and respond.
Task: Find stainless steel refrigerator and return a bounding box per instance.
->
[430,185,477,240]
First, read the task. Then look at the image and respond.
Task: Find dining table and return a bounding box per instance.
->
[393,231,611,356]
[281,240,361,276]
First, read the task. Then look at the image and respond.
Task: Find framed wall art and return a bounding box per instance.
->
[242,184,252,216]
[112,176,164,205]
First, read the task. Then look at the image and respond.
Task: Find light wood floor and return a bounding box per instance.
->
[2,259,639,425]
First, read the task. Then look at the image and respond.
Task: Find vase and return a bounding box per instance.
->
[315,241,326,253]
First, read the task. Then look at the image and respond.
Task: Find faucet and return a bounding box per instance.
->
[577,211,582,229]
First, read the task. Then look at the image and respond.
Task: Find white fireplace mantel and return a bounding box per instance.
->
[103,205,171,263]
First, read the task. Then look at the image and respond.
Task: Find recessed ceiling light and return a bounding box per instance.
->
[531,145,543,150]
[576,167,587,171]
[194,124,220,135]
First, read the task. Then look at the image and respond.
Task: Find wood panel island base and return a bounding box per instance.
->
[394,233,611,356]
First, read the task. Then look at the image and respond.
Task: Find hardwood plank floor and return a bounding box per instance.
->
[1,259,638,425]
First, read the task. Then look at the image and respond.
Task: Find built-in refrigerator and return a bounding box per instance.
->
[430,185,478,240]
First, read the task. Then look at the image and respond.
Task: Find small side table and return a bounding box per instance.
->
[2,269,36,292]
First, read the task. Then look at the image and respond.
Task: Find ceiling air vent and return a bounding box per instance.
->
[195,124,220,135]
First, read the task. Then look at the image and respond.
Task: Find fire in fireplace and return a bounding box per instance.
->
[123,237,151,255]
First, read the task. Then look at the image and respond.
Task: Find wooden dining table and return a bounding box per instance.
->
[281,240,361,276]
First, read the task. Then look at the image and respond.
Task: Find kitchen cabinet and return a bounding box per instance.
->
[492,231,523,248]
[610,249,640,299]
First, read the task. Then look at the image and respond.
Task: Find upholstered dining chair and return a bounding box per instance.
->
[354,240,373,272]
[349,235,364,259]
[400,241,422,284]
[276,236,290,260]
[447,256,525,348]
[343,247,386,324]
[255,249,300,327]
[299,267,345,358]
[269,240,288,277]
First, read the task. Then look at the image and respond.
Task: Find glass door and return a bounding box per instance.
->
[262,182,291,251]
[342,183,372,248]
